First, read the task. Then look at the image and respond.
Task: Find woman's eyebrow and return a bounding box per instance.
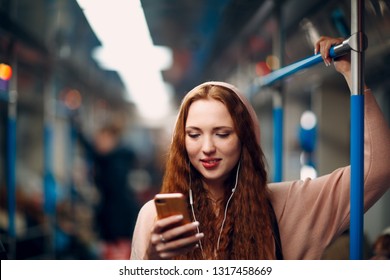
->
[213,126,234,130]
[185,126,233,130]
[185,126,201,130]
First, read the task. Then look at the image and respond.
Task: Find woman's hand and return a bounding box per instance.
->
[146,214,204,259]
[314,36,353,90]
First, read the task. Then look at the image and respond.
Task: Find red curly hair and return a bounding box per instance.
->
[161,83,278,259]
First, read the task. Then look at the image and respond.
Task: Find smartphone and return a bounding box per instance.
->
[154,193,191,225]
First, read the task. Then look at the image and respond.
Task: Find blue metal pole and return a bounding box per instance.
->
[43,123,56,216]
[350,94,364,259]
[246,41,352,99]
[67,120,77,230]
[6,101,16,239]
[271,3,284,183]
[262,53,328,87]
[43,75,57,259]
[260,46,345,87]
[5,60,17,259]
[349,0,366,260]
[273,105,283,182]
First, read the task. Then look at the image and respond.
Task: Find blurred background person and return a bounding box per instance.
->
[0,239,8,259]
[72,116,141,259]
[321,229,372,260]
[370,227,390,260]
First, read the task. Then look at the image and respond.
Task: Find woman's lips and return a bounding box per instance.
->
[200,158,221,169]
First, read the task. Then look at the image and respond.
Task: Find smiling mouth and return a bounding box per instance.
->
[200,159,221,168]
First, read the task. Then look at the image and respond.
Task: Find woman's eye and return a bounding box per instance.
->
[187,133,200,138]
[216,133,230,138]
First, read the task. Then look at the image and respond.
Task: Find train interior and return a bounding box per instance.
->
[0,0,389,259]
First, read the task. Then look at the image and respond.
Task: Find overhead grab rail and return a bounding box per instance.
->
[246,34,366,97]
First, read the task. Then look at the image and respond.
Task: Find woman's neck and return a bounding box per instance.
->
[202,180,224,202]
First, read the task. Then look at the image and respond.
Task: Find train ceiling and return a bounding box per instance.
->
[140,0,329,99]
[140,0,390,102]
[1,0,389,109]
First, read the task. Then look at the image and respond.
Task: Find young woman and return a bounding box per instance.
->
[130,36,390,259]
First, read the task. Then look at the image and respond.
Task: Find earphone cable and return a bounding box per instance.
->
[189,164,205,258]
[216,161,240,251]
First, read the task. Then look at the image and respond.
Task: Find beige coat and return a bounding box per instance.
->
[131,91,390,259]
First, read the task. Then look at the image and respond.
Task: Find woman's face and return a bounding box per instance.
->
[185,98,241,187]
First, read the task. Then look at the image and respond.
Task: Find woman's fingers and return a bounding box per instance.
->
[155,233,204,259]
[315,36,344,66]
[148,215,204,259]
[153,214,185,233]
[160,221,200,242]
[156,224,203,250]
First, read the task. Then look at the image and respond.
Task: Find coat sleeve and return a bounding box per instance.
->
[269,90,390,259]
[130,200,157,260]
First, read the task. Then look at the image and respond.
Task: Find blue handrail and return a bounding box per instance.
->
[349,0,366,260]
[273,106,283,182]
[350,94,364,259]
[248,42,350,94]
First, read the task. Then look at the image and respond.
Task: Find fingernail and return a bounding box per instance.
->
[192,221,200,227]
[314,48,317,55]
[196,233,204,238]
[174,214,183,220]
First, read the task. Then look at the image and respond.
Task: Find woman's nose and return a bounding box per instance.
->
[202,136,216,154]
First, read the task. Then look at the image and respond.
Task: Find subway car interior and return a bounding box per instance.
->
[1,0,389,260]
